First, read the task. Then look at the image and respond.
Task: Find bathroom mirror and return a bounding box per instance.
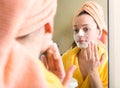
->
[53,0,109,87]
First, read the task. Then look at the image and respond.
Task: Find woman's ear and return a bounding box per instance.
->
[44,22,53,33]
[99,29,108,46]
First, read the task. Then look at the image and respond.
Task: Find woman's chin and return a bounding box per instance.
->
[77,42,88,48]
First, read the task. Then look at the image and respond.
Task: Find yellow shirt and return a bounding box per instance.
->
[62,45,108,88]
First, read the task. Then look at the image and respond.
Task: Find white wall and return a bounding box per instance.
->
[109,0,120,87]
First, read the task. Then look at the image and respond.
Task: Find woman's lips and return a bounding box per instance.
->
[78,40,86,44]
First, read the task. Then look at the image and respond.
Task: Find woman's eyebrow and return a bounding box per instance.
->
[73,24,89,28]
[73,25,78,27]
[81,24,88,26]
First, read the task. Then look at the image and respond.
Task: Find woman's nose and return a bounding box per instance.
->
[78,30,85,37]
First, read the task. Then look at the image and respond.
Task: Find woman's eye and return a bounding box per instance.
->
[83,27,89,32]
[74,29,79,33]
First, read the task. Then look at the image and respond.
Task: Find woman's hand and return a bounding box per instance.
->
[41,43,76,87]
[78,41,104,88]
[41,43,65,80]
[78,41,104,74]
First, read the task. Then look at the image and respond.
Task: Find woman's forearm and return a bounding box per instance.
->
[89,69,103,88]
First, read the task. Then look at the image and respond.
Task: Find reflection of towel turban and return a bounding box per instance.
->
[73,1,107,36]
[17,0,57,37]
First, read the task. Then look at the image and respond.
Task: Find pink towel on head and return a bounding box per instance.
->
[17,0,57,37]
[0,0,57,59]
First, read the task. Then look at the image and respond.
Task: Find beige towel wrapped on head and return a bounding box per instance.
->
[17,0,57,37]
[73,1,107,46]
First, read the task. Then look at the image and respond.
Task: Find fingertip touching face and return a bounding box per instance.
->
[73,13,100,48]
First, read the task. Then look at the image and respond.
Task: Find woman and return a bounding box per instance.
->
[0,0,76,87]
[62,1,108,88]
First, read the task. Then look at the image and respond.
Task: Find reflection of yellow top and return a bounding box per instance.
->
[62,45,108,88]
[38,60,65,88]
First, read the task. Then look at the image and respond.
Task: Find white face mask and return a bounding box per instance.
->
[73,29,88,48]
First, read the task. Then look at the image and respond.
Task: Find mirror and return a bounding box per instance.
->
[53,0,108,87]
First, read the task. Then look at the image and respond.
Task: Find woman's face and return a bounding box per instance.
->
[73,14,100,48]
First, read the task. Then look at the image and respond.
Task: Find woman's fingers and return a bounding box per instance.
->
[94,43,99,61]
[86,41,95,63]
[41,55,48,68]
[62,65,77,87]
[43,42,65,80]
[91,41,95,63]
[87,41,91,61]
[47,43,59,70]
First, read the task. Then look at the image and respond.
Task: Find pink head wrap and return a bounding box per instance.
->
[73,1,107,36]
[17,0,57,37]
